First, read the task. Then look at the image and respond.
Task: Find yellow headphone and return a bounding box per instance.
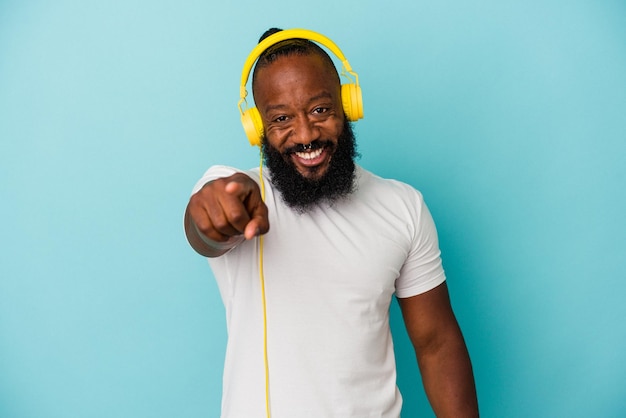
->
[238,29,364,147]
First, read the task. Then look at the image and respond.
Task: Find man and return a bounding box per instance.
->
[185,28,478,417]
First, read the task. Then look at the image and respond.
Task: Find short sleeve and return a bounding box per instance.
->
[191,165,244,195]
[394,191,446,298]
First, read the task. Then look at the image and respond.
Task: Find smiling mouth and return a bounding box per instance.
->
[291,146,327,169]
[286,141,332,173]
[295,147,324,160]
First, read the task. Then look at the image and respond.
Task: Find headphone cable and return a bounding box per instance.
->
[258,150,271,418]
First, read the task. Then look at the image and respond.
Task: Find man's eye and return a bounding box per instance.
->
[273,115,288,123]
[313,107,328,114]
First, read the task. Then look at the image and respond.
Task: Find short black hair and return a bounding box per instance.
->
[251,27,339,87]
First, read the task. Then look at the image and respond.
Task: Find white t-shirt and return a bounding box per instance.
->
[192,165,446,418]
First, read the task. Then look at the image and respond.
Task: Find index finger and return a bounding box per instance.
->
[224,175,269,239]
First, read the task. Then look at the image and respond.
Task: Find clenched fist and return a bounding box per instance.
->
[185,173,269,257]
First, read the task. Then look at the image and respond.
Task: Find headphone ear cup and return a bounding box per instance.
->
[241,107,264,147]
[341,83,364,122]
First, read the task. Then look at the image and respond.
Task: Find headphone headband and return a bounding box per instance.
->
[239,28,354,99]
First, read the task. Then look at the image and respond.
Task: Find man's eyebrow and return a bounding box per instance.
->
[263,92,335,114]
[307,91,334,105]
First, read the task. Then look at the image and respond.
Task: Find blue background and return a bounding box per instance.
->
[1,1,625,417]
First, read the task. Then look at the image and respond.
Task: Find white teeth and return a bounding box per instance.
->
[295,148,323,160]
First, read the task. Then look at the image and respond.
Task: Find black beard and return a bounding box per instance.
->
[262,120,359,212]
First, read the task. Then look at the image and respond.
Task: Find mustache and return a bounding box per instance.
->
[285,140,334,154]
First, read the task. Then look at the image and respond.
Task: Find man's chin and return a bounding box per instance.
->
[295,164,328,181]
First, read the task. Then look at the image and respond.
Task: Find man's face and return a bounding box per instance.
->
[253,53,345,180]
[253,52,358,211]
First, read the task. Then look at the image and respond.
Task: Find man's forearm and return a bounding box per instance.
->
[417,332,479,417]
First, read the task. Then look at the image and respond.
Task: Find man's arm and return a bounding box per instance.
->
[398,282,479,417]
[184,172,269,257]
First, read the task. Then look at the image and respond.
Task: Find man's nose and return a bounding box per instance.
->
[292,115,321,144]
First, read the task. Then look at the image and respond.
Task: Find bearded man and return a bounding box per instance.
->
[184,28,478,418]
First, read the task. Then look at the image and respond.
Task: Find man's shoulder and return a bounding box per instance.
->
[356,165,423,200]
